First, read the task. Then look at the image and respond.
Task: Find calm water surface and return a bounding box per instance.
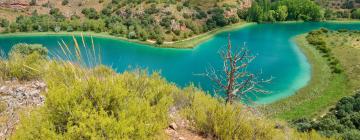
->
[1,22,360,104]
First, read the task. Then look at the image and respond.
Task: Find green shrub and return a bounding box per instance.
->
[0,43,48,80]
[6,52,46,80]
[292,92,360,140]
[9,43,48,58]
[181,91,276,139]
[179,88,333,140]
[11,63,174,139]
[306,29,343,74]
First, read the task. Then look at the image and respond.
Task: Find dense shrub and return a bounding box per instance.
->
[0,44,48,80]
[12,63,175,139]
[351,9,360,19]
[306,29,343,74]
[292,92,360,140]
[9,43,48,58]
[247,0,323,22]
[1,1,249,44]
[181,87,333,140]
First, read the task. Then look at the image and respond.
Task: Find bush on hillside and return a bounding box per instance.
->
[292,92,360,140]
[306,29,343,74]
[9,43,48,58]
[0,43,48,80]
[12,63,175,139]
[180,87,333,140]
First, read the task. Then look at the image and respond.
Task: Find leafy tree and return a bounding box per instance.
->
[237,9,248,20]
[10,22,18,33]
[82,8,99,19]
[247,2,264,22]
[276,0,323,21]
[351,9,360,19]
[101,6,112,16]
[0,18,9,27]
[276,5,288,21]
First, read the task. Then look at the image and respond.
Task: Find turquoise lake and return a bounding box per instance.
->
[1,22,360,104]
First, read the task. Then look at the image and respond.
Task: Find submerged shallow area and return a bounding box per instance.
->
[1,22,360,104]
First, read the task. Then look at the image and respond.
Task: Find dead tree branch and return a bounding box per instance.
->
[205,34,272,104]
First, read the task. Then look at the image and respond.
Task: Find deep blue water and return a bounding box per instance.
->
[1,22,360,104]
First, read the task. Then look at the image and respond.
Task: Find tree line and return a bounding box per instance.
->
[242,0,323,22]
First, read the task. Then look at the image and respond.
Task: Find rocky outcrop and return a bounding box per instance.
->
[0,0,30,10]
[0,80,46,139]
[240,0,252,9]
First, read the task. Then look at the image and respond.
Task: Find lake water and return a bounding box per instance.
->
[1,22,360,104]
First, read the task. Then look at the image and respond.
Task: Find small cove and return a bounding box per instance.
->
[1,22,360,104]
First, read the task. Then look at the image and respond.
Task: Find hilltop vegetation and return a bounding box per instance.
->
[0,0,250,45]
[0,0,355,47]
[246,0,323,22]
[315,0,360,19]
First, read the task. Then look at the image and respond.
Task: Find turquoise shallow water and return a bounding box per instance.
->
[1,22,360,104]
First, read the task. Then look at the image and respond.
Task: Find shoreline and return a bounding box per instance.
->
[0,22,253,49]
[263,34,354,120]
[261,35,331,120]
[1,20,359,49]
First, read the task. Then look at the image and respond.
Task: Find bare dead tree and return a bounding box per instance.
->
[205,34,271,104]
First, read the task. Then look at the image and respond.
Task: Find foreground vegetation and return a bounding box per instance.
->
[265,29,360,122]
[0,42,334,139]
[292,92,360,139]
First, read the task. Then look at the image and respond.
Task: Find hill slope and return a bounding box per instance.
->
[0,0,251,43]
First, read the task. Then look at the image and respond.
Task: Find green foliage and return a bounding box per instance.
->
[12,63,174,139]
[247,1,264,22]
[1,0,249,44]
[180,87,333,140]
[351,9,360,19]
[306,28,342,74]
[182,93,275,139]
[0,43,48,80]
[10,43,48,58]
[0,18,9,28]
[276,6,288,21]
[276,0,323,21]
[246,0,323,22]
[82,8,99,19]
[292,92,360,140]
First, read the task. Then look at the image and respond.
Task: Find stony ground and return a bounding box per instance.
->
[0,80,46,139]
[166,107,209,140]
